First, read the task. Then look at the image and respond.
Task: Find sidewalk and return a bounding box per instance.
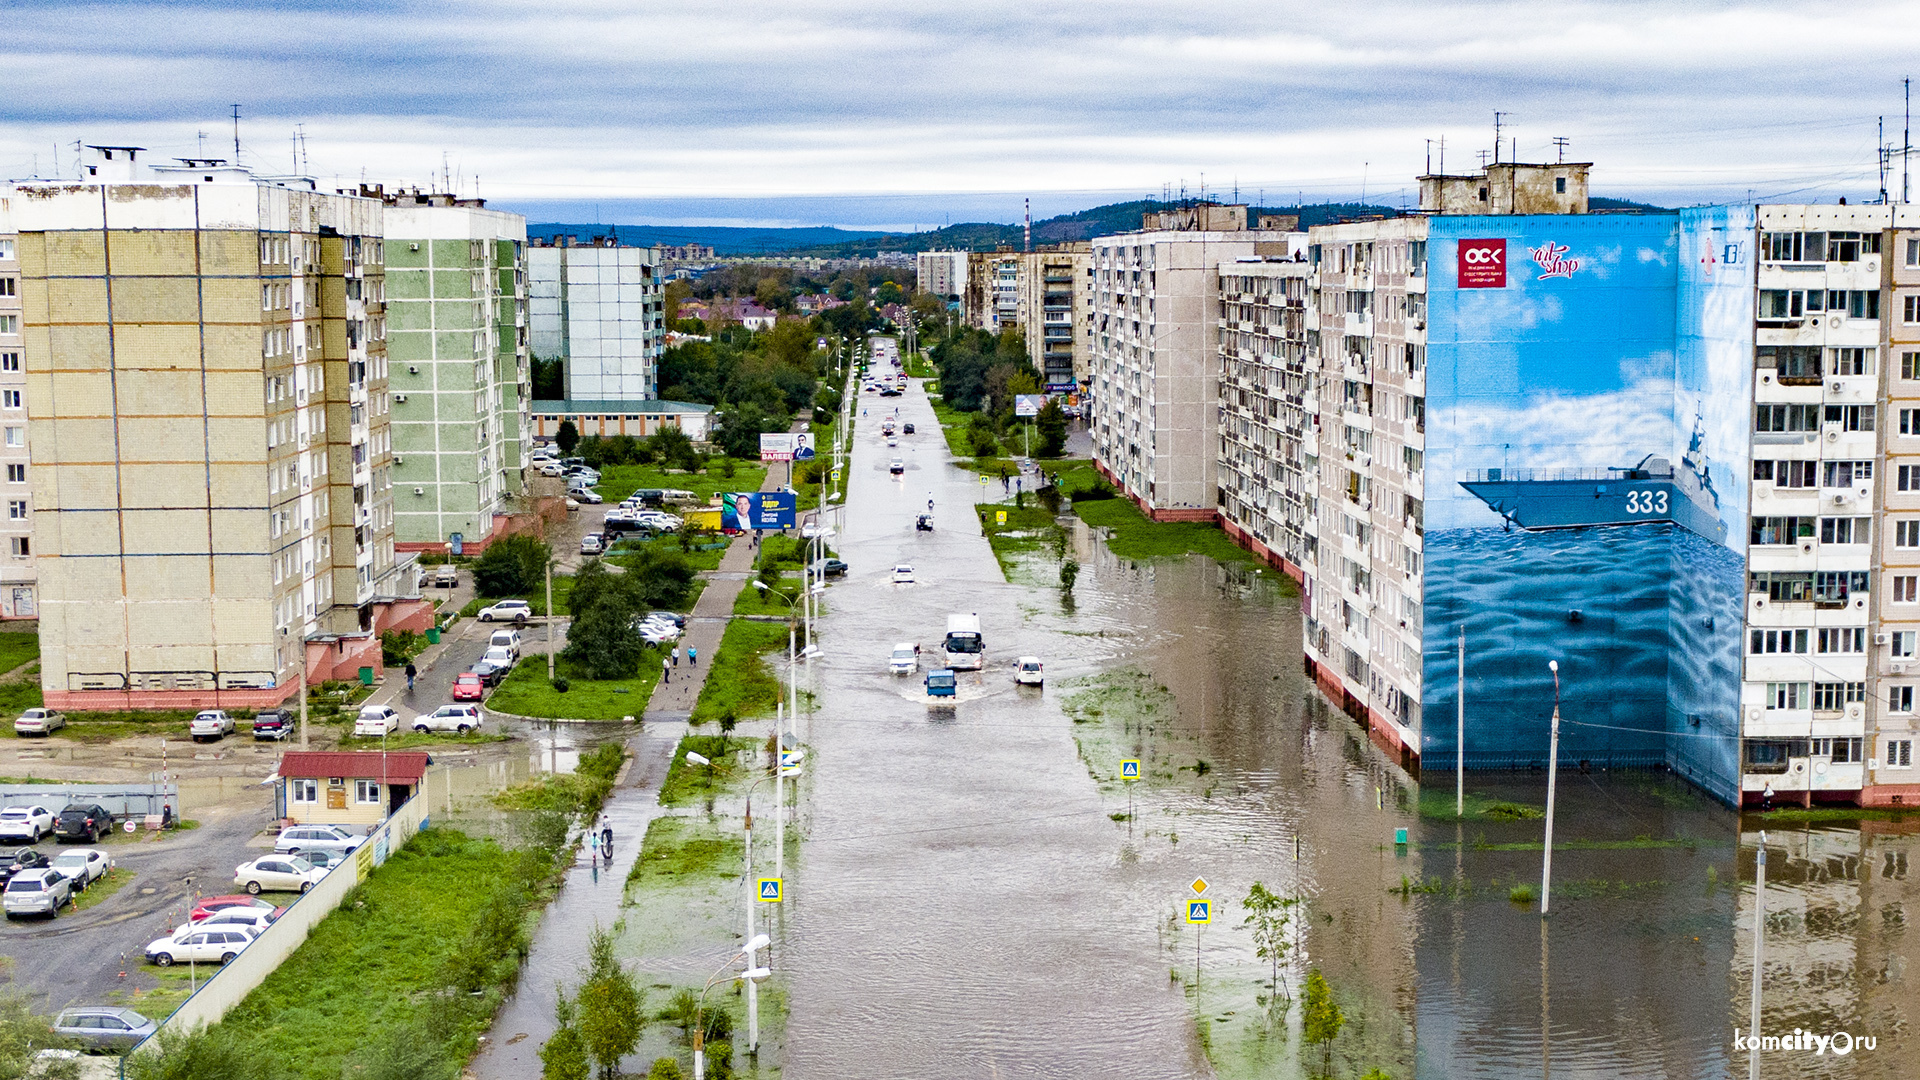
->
[643,536,756,719]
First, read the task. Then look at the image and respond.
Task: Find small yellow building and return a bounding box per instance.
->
[274,751,431,826]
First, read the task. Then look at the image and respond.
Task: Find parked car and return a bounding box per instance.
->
[250,708,292,741]
[274,824,363,858]
[539,463,567,477]
[0,847,50,883]
[886,435,898,447]
[478,599,532,623]
[903,422,915,434]
[481,646,517,670]
[0,806,54,843]
[195,905,281,932]
[13,708,65,737]
[293,847,346,870]
[565,497,581,512]
[187,894,280,923]
[469,659,509,687]
[48,848,111,890]
[50,1007,156,1051]
[234,855,326,895]
[430,564,460,588]
[488,629,522,659]
[889,642,919,675]
[580,532,607,555]
[812,558,849,578]
[3,869,73,918]
[53,804,114,843]
[568,488,604,504]
[146,924,259,965]
[1014,656,1046,686]
[451,673,486,702]
[189,709,235,742]
[416,704,484,734]
[645,611,687,630]
[353,704,400,737]
[638,622,679,646]
[891,563,914,584]
[889,458,905,475]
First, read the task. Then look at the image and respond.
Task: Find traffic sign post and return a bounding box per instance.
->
[758,878,783,903]
[1186,896,1210,987]
[1186,899,1211,923]
[1120,758,1140,832]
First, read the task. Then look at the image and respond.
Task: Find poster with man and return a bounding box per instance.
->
[758,432,815,461]
[721,492,797,531]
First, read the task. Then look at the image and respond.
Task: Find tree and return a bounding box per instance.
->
[556,420,581,456]
[1241,882,1300,1006]
[0,993,80,1080]
[714,402,780,460]
[533,356,565,401]
[564,562,647,680]
[540,990,591,1080]
[1035,397,1068,457]
[576,926,644,1080]
[472,533,550,598]
[1302,968,1345,1077]
[624,548,699,609]
[650,427,698,472]
[646,1060,685,1080]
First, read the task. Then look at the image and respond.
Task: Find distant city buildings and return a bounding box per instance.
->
[1017,245,1090,389]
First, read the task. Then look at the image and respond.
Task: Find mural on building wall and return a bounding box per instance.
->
[1419,213,1745,803]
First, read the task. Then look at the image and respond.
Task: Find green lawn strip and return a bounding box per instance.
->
[0,631,39,676]
[0,680,43,722]
[484,648,666,721]
[495,743,626,813]
[690,619,787,725]
[1416,788,1546,822]
[1072,496,1261,566]
[1754,806,1920,824]
[70,866,135,912]
[732,577,804,617]
[610,534,729,574]
[657,733,749,808]
[460,573,575,619]
[336,727,512,751]
[625,814,744,891]
[593,462,767,504]
[905,353,936,378]
[975,501,1066,580]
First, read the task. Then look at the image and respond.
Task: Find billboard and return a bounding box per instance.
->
[722,492,796,531]
[1418,212,1743,803]
[1014,394,1046,418]
[759,433,815,462]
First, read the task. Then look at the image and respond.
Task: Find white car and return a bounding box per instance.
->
[195,906,280,933]
[0,805,54,842]
[889,458,904,475]
[539,463,566,477]
[13,708,65,737]
[189,710,235,741]
[234,855,326,895]
[887,435,898,447]
[49,848,112,889]
[889,642,919,675]
[891,563,914,584]
[478,599,532,623]
[354,704,399,737]
[3,870,73,918]
[565,498,581,512]
[146,924,260,965]
[274,824,364,857]
[1014,656,1045,686]
[416,703,484,733]
[481,646,516,670]
[638,620,680,645]
[569,489,604,504]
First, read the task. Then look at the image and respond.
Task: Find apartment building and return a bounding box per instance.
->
[383,193,531,551]
[529,237,664,402]
[13,146,414,710]
[915,250,967,303]
[0,213,30,617]
[1214,257,1316,580]
[1016,244,1089,388]
[1872,215,1920,805]
[1085,217,1294,518]
[961,251,1022,333]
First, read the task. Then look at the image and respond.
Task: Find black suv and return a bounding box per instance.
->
[250,709,291,741]
[0,847,49,883]
[54,804,113,843]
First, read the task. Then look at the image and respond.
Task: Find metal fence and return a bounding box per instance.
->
[0,784,178,819]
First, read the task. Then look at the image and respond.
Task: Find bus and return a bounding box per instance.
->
[944,613,983,670]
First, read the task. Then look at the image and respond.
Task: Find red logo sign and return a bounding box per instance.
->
[1529,241,1580,280]
[1457,239,1507,288]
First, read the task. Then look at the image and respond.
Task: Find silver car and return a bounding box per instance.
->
[2,869,73,918]
[50,1007,156,1050]
[273,824,363,858]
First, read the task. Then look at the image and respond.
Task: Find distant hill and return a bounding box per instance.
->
[526,222,886,256]
[1589,196,1668,213]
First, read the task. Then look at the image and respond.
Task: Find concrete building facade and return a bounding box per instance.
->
[0,210,32,618]
[915,250,967,303]
[13,146,415,710]
[1017,245,1089,389]
[529,238,664,402]
[1214,257,1314,577]
[962,251,1022,333]
[383,195,530,551]
[1870,214,1920,805]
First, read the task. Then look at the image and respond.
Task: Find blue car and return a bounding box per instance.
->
[925,669,956,698]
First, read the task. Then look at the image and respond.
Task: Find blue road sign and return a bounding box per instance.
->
[758,877,783,902]
[1187,900,1211,924]
[1120,759,1141,780]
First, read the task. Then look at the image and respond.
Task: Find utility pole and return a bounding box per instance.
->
[546,556,555,681]
[1493,111,1507,165]
[231,104,242,163]
[1457,628,1466,818]
[1540,660,1562,916]
[1748,831,1766,1080]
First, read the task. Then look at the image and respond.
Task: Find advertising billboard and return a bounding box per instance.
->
[758,433,815,462]
[1418,213,1742,803]
[1014,394,1046,418]
[722,492,796,531]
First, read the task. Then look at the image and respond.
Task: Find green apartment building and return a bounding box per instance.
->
[383,194,530,550]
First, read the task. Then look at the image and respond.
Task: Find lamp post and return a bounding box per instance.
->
[692,934,770,1080]
[1540,659,1562,917]
[1749,830,1766,1080]
[741,771,784,1058]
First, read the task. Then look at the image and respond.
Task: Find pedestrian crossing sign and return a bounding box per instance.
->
[996,510,1007,525]
[1187,900,1210,924]
[758,878,783,902]
[1120,759,1141,780]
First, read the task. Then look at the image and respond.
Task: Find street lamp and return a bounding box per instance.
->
[741,772,787,1058]
[693,934,770,1080]
[1540,659,1562,917]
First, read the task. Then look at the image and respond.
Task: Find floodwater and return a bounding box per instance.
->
[781,378,1916,1078]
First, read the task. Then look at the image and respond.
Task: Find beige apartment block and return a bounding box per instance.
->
[14,146,421,711]
[1875,218,1920,806]
[0,217,31,618]
[1215,257,1314,576]
[1016,245,1089,388]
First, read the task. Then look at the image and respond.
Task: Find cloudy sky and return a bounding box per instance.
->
[8,1,1920,228]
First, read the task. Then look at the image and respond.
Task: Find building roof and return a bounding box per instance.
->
[279,751,433,785]
[531,400,715,415]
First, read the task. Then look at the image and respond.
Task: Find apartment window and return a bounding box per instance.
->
[1755,460,1817,487]
[1755,403,1819,432]
[1896,576,1920,604]
[2,428,18,449]
[1890,687,1915,714]
[1895,631,1918,657]
[1749,516,1815,545]
[1811,683,1867,710]
[1,391,18,411]
[0,240,12,259]
[1820,517,1868,544]
[1830,347,1873,376]
[5,501,24,521]
[1826,405,1875,432]
[1823,460,1871,486]
[1812,736,1865,761]
[1905,351,1920,380]
[1901,465,1920,491]
[1766,682,1808,709]
[1908,238,1920,266]
[1908,295,1920,326]
[355,780,381,805]
[1750,628,1809,654]
[0,316,15,335]
[1901,521,1920,548]
[1759,345,1821,380]
[1890,739,1915,767]
[8,538,24,558]
[290,778,317,803]
[1905,409,1920,435]
[0,353,15,373]
[1816,627,1865,653]
[5,465,22,484]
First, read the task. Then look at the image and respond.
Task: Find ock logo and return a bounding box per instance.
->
[1458,239,1507,288]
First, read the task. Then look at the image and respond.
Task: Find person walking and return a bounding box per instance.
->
[404,662,416,693]
[587,827,600,863]
[600,817,613,856]
[672,645,681,667]
[687,645,698,665]
[662,657,671,684]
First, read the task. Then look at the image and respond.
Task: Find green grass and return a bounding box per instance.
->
[0,679,42,722]
[1753,806,1920,824]
[593,461,768,504]
[1417,788,1546,822]
[1072,496,1260,566]
[626,816,744,896]
[463,573,575,618]
[483,649,665,721]
[905,352,936,378]
[975,501,1067,579]
[690,619,787,724]
[70,866,135,912]
[495,743,627,813]
[658,733,748,807]
[610,533,731,574]
[0,631,38,676]
[733,577,805,617]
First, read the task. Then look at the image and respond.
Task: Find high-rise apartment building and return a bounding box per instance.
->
[915,250,967,304]
[0,213,32,618]
[1017,245,1090,389]
[14,146,411,710]
[1215,257,1313,576]
[1085,219,1297,518]
[962,251,1022,333]
[383,194,530,550]
[1876,219,1920,805]
[528,237,664,402]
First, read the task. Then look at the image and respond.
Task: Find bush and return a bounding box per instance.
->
[381,629,427,667]
[551,677,571,693]
[473,534,550,598]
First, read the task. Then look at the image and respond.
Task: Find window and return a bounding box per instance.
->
[1755,404,1820,432]
[1826,405,1875,431]
[8,537,25,558]
[5,465,21,485]
[0,353,16,373]
[1816,627,1865,653]
[1,391,18,410]
[1908,295,1920,326]
[1890,687,1914,713]
[1901,465,1920,491]
[1819,516,1867,544]
[1759,289,1805,319]
[1909,237,1920,267]
[1897,576,1920,604]
[290,778,317,803]
[1750,516,1815,545]
[1894,631,1918,657]
[1755,460,1817,487]
[1823,460,1872,486]
[1758,345,1821,380]
[354,780,381,804]
[1830,347,1874,376]
[1751,628,1809,654]
[1813,571,1869,602]
[1906,351,1920,380]
[1905,409,1920,435]
[1812,736,1865,761]
[1811,683,1866,710]
[1766,682,1808,709]
[1889,739,1914,767]
[6,501,24,522]
[0,316,15,335]
[1901,521,1920,548]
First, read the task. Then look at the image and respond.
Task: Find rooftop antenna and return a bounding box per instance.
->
[196,130,208,158]
[1438,135,1445,176]
[1425,139,1432,174]
[1880,116,1891,205]
[1553,136,1569,163]
[1478,149,1491,169]
[1493,111,1508,164]
[291,130,298,174]
[1906,77,1912,204]
[297,125,309,174]
[1360,162,1369,206]
[231,104,242,162]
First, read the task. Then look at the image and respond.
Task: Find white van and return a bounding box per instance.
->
[488,629,521,659]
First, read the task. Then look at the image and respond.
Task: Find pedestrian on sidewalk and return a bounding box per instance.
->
[662,657,671,684]
[672,645,681,667]
[587,827,599,862]
[688,645,697,665]
[600,817,613,855]
[404,662,416,693]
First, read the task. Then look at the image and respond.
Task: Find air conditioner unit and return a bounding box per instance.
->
[1831,380,1845,393]
[408,365,419,375]
[1799,539,1816,554]
[1832,491,1849,505]
[1877,632,1892,645]
[1894,662,1909,674]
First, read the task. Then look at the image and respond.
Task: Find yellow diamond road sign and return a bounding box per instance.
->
[1190,876,1209,896]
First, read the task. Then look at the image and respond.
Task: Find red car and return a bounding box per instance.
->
[451,673,486,702]
[188,895,283,923]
